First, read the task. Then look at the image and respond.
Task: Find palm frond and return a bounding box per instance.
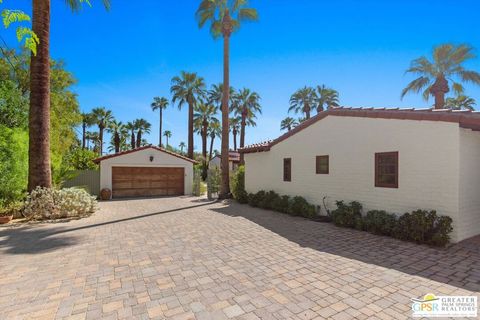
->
[459,70,480,84]
[451,82,464,95]
[401,77,431,99]
[238,8,258,21]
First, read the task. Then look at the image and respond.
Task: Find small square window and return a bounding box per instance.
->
[375,152,398,188]
[283,158,291,182]
[316,155,329,174]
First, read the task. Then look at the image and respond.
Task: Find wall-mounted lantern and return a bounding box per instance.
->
[149,155,154,162]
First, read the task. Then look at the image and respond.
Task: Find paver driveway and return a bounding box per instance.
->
[0,197,479,320]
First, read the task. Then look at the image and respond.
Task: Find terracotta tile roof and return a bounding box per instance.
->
[93,145,198,164]
[239,107,480,154]
[211,151,241,162]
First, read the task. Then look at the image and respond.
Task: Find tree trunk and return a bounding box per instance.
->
[220,31,231,198]
[202,121,208,180]
[434,92,445,110]
[188,99,194,159]
[159,109,163,147]
[305,104,311,119]
[166,136,169,147]
[130,131,135,149]
[233,129,237,151]
[114,132,120,153]
[99,125,104,155]
[430,76,449,110]
[136,131,141,148]
[82,122,86,149]
[239,111,246,165]
[28,0,52,191]
[209,134,215,163]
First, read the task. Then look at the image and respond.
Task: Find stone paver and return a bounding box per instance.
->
[0,196,479,319]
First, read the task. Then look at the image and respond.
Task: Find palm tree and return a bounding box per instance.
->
[28,0,110,191]
[401,44,480,109]
[81,112,95,149]
[107,120,127,153]
[125,121,136,149]
[91,107,113,156]
[208,121,221,162]
[208,83,235,108]
[289,86,316,120]
[229,116,240,150]
[280,117,298,132]
[445,95,476,111]
[196,0,258,197]
[87,132,100,154]
[163,130,172,147]
[231,88,261,164]
[134,119,151,148]
[151,96,169,147]
[171,71,206,159]
[316,85,339,112]
[179,142,186,154]
[194,101,219,179]
[85,131,96,150]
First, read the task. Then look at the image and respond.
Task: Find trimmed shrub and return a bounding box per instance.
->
[259,191,280,210]
[23,187,97,220]
[364,210,397,235]
[272,195,290,213]
[231,166,248,203]
[248,190,266,207]
[192,167,202,196]
[331,201,362,228]
[288,196,316,218]
[429,216,453,247]
[207,167,221,198]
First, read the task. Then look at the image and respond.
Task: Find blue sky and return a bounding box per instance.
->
[2,0,480,153]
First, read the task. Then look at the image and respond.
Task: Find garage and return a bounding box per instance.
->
[94,146,196,199]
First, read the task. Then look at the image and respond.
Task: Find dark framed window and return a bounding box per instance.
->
[375,152,398,188]
[283,158,291,182]
[316,155,329,174]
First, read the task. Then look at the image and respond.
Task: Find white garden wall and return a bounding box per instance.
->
[244,116,473,242]
[99,148,194,195]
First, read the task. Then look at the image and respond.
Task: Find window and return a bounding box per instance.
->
[316,155,329,174]
[375,152,398,188]
[283,158,291,181]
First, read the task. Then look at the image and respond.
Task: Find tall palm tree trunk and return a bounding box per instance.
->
[209,134,215,163]
[202,121,208,180]
[239,112,246,165]
[233,129,237,151]
[130,131,135,149]
[305,104,311,119]
[430,76,449,109]
[188,100,194,159]
[82,122,86,149]
[114,132,120,153]
[220,14,232,198]
[99,126,104,155]
[136,131,141,148]
[159,109,163,147]
[28,0,52,191]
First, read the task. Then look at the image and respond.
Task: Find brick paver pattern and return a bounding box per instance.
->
[0,197,479,319]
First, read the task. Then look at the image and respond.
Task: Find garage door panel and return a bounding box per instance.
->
[112,167,184,198]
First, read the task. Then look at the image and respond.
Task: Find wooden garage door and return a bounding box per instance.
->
[112,167,184,198]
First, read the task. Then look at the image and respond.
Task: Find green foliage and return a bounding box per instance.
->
[0,80,28,128]
[259,190,280,210]
[207,167,221,198]
[331,201,363,228]
[363,210,397,236]
[248,190,265,207]
[231,166,248,203]
[63,148,98,171]
[287,196,316,218]
[0,125,28,206]
[1,8,39,55]
[192,166,202,196]
[272,195,290,213]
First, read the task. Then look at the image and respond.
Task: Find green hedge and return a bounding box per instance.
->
[331,201,453,246]
[246,190,317,219]
[231,166,248,203]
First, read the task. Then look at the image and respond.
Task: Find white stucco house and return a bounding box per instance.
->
[209,151,240,171]
[94,145,196,198]
[239,107,480,243]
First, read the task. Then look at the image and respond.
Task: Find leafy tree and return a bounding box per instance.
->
[401,44,480,109]
[280,117,298,131]
[229,116,240,150]
[196,0,258,197]
[1,1,39,54]
[0,80,28,128]
[171,71,206,159]
[179,141,186,153]
[163,130,172,147]
[91,107,113,155]
[151,96,169,147]
[316,85,339,112]
[28,0,109,191]
[445,95,476,111]
[231,88,261,164]
[194,101,219,179]
[62,147,98,170]
[289,86,316,120]
[134,118,151,148]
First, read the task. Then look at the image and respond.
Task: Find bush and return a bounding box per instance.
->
[231,166,248,203]
[23,187,97,220]
[207,167,221,198]
[287,196,316,218]
[272,195,290,213]
[331,201,362,228]
[364,210,397,235]
[192,167,202,196]
[248,190,266,207]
